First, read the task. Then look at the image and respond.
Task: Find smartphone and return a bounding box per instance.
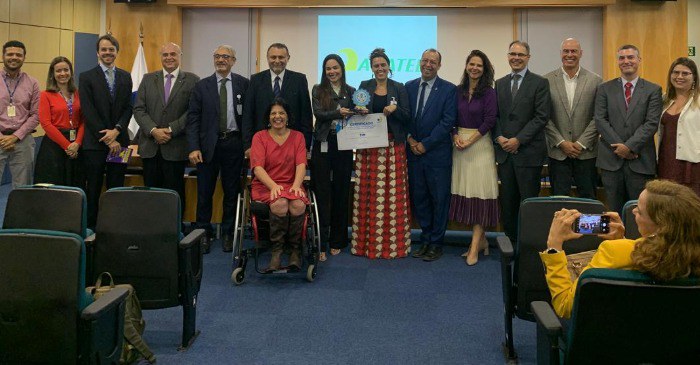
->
[572,214,610,235]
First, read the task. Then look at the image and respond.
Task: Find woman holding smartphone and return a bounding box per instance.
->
[541,179,700,318]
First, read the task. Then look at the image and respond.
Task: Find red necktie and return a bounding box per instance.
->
[624,82,633,110]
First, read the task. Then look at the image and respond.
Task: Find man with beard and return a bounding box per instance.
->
[0,40,39,189]
[79,34,133,229]
[187,45,249,253]
[494,40,551,244]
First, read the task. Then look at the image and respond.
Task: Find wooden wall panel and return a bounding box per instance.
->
[10,0,61,29]
[8,24,61,63]
[60,29,74,59]
[60,0,74,30]
[603,0,687,88]
[106,1,182,72]
[20,63,49,90]
[73,0,101,34]
[169,0,614,7]
[0,0,9,22]
[0,22,8,49]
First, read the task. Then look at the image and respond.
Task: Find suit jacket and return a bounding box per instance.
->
[78,65,132,151]
[311,83,355,142]
[405,76,457,167]
[540,238,637,318]
[186,72,249,163]
[242,69,312,150]
[544,67,602,161]
[357,78,411,143]
[494,69,551,166]
[133,70,200,161]
[594,78,662,174]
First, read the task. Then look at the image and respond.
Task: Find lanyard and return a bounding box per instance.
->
[3,73,23,105]
[61,92,74,127]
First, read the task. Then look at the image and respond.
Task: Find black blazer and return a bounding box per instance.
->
[78,65,133,151]
[186,72,249,163]
[493,70,551,166]
[357,78,411,143]
[311,83,356,143]
[242,69,313,150]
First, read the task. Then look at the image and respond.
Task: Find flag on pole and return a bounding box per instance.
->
[128,42,147,140]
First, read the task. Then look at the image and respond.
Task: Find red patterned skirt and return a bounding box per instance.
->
[351,142,411,259]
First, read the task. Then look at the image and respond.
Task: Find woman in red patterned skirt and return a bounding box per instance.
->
[351,48,412,259]
[657,57,700,196]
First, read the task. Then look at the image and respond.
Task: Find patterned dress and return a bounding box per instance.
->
[351,94,411,259]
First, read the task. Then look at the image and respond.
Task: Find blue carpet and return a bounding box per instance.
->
[142,243,537,364]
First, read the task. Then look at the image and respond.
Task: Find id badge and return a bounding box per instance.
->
[69,129,77,142]
[320,141,328,153]
[7,105,16,117]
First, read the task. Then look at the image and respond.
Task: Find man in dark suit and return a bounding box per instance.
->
[79,34,133,229]
[544,38,603,199]
[133,42,200,218]
[494,40,551,243]
[187,45,249,253]
[242,43,312,153]
[594,44,662,213]
[406,49,457,262]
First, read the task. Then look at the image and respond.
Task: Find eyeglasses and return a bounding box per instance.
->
[214,54,234,60]
[508,52,528,58]
[671,70,693,77]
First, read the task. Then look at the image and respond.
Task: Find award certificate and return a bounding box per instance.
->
[337,113,389,150]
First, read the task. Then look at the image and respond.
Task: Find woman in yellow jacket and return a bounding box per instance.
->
[540,179,700,318]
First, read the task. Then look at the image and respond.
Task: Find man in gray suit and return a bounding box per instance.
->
[133,42,200,216]
[594,44,662,213]
[544,38,602,199]
[494,40,551,243]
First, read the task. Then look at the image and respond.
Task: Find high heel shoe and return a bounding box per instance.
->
[481,236,490,256]
[466,236,490,266]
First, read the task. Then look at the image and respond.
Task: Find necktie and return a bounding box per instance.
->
[164,74,173,103]
[219,78,228,132]
[511,74,521,102]
[273,76,281,98]
[106,68,115,97]
[415,82,428,121]
[624,82,633,110]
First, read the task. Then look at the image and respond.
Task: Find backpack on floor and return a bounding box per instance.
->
[87,272,156,364]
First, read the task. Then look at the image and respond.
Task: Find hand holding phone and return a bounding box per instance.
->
[572,214,611,235]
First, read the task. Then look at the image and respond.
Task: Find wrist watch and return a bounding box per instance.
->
[545,247,561,254]
[115,125,122,132]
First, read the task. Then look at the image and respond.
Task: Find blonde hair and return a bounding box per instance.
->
[631,180,700,281]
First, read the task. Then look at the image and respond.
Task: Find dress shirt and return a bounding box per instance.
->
[416,77,437,112]
[621,76,639,98]
[270,69,286,91]
[162,67,180,94]
[562,67,580,110]
[216,72,236,131]
[511,67,528,90]
[0,69,40,139]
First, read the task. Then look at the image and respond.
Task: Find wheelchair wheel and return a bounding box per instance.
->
[306,264,316,282]
[231,267,245,285]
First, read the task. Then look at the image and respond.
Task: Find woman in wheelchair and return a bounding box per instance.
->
[541,179,700,318]
[250,98,310,271]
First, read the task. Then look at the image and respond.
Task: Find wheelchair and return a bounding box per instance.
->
[230,176,321,284]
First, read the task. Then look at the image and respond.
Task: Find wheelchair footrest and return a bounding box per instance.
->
[263,265,301,274]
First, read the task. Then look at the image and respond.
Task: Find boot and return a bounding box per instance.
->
[267,213,287,271]
[287,213,306,270]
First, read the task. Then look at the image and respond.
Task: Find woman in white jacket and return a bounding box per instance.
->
[658,57,700,196]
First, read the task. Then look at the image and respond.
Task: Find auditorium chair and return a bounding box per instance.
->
[621,199,640,240]
[0,229,127,364]
[497,196,606,362]
[90,187,206,350]
[531,268,700,365]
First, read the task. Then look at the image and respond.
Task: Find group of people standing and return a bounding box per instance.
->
[2,35,698,266]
